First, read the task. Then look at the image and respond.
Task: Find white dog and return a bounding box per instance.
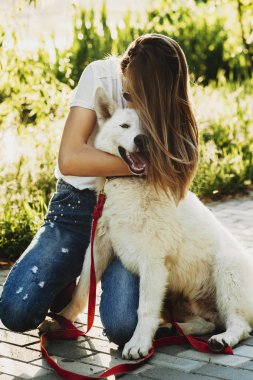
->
[40,87,253,359]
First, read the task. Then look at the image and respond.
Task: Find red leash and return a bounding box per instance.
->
[40,191,233,379]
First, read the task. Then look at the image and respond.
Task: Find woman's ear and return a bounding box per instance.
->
[94,87,118,125]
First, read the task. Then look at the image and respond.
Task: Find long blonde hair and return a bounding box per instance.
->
[120,34,198,202]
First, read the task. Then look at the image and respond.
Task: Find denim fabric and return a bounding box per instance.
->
[0,179,139,345]
[100,258,139,346]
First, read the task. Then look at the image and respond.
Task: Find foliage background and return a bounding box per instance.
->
[0,0,252,260]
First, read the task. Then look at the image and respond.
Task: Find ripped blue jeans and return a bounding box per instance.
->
[0,178,139,346]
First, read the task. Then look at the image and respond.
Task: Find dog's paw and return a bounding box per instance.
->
[122,336,152,360]
[208,334,229,352]
[38,317,62,335]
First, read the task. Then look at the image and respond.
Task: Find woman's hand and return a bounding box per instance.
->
[58,106,132,177]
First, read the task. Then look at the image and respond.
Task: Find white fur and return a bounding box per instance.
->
[39,87,253,359]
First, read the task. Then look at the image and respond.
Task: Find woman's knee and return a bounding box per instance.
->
[100,307,137,346]
[0,267,48,332]
[0,295,45,332]
[99,258,139,346]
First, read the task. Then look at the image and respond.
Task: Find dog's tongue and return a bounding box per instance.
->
[127,152,148,175]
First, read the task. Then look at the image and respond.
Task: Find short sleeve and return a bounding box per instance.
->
[69,62,97,110]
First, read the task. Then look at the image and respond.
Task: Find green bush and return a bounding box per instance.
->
[191,79,253,198]
[0,31,69,129]
[0,27,70,260]
[144,1,228,84]
[55,3,113,88]
[55,1,252,88]
[0,118,65,261]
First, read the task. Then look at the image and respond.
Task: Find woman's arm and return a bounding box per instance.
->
[58,106,132,177]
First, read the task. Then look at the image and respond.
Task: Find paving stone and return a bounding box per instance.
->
[77,336,118,354]
[120,375,150,379]
[0,374,18,380]
[155,344,188,356]
[29,357,57,371]
[0,329,39,346]
[137,366,213,379]
[81,352,121,368]
[81,351,153,374]
[131,364,155,375]
[86,328,108,340]
[25,335,87,353]
[29,374,60,380]
[108,363,154,377]
[177,349,251,367]
[20,329,42,338]
[0,357,52,378]
[148,352,204,372]
[0,342,42,362]
[41,339,94,359]
[244,337,253,346]
[72,324,108,340]
[238,360,253,371]
[233,345,253,358]
[31,355,105,377]
[24,341,43,352]
[76,314,104,328]
[194,363,253,380]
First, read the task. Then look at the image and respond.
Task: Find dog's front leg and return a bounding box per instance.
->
[122,261,168,359]
[60,234,113,323]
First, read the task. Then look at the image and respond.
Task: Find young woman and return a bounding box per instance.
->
[0,34,198,346]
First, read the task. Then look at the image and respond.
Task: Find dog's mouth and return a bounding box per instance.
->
[118,146,148,175]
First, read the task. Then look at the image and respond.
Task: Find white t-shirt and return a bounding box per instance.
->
[54,55,128,190]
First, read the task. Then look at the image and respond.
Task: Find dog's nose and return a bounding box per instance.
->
[134,134,147,150]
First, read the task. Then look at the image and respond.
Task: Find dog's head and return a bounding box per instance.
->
[94,87,148,175]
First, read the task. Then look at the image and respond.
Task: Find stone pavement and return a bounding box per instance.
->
[0,192,253,379]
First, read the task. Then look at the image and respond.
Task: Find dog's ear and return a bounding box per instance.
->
[94,87,118,124]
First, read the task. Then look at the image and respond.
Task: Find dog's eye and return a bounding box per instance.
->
[120,123,130,129]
